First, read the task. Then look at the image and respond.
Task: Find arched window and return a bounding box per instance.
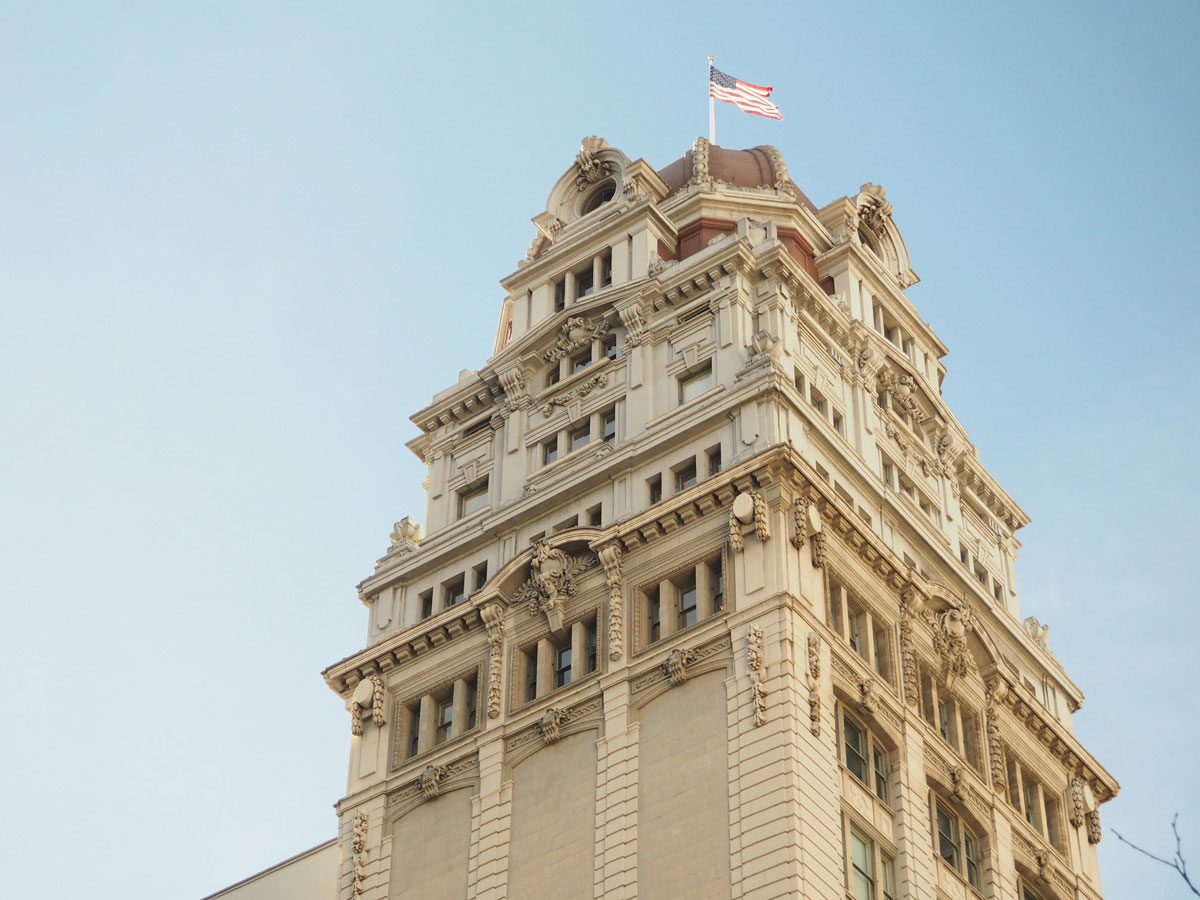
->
[581,180,615,215]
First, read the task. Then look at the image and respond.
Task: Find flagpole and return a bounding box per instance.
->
[707,55,715,144]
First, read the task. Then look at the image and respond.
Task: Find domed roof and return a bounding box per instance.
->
[657,143,817,213]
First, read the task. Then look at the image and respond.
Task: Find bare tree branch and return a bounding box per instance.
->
[1113,813,1199,897]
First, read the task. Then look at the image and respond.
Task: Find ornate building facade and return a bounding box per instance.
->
[320,137,1117,900]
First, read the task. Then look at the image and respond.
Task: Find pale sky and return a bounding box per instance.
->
[1,2,1197,898]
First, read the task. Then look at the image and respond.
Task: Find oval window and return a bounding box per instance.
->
[581,181,616,215]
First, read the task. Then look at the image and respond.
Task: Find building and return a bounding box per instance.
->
[316,137,1118,900]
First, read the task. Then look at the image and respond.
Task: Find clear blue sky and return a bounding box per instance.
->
[1,2,1196,897]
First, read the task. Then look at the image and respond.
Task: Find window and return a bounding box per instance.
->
[553,278,566,312]
[646,585,661,643]
[571,347,592,373]
[793,369,806,395]
[406,704,420,759]
[554,642,573,688]
[473,562,488,592]
[842,711,890,804]
[849,827,875,900]
[524,647,538,702]
[581,181,615,214]
[639,554,725,648]
[844,821,896,900]
[828,578,893,684]
[707,445,722,476]
[934,801,982,891]
[810,385,828,416]
[674,460,697,492]
[457,480,489,518]
[602,333,617,360]
[920,668,983,771]
[520,614,601,705]
[569,421,591,452]
[587,503,603,527]
[543,436,559,465]
[679,363,713,403]
[1005,754,1067,853]
[435,693,454,745]
[833,410,845,436]
[602,408,616,445]
[545,365,561,388]
[676,571,698,630]
[599,249,612,288]
[444,575,466,609]
[648,475,662,505]
[575,264,594,298]
[419,589,434,621]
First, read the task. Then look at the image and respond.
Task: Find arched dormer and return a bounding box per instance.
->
[531,137,634,243]
[854,183,919,288]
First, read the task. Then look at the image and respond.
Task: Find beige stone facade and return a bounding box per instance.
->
[321,137,1118,900]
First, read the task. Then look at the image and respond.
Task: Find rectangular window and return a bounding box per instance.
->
[419,589,433,621]
[585,619,598,673]
[938,696,957,748]
[553,515,579,534]
[435,694,453,745]
[543,436,559,465]
[849,828,875,900]
[571,348,592,372]
[602,333,617,360]
[676,571,698,630]
[648,475,662,505]
[457,480,489,519]
[646,585,661,643]
[793,370,806,395]
[545,365,560,388]
[881,854,897,900]
[843,713,868,785]
[524,647,538,702]
[964,828,981,890]
[873,744,888,802]
[674,460,697,492]
[587,504,603,527]
[709,559,725,612]
[407,704,420,759]
[554,278,565,312]
[679,363,713,403]
[707,445,722,476]
[810,386,828,417]
[464,676,478,731]
[473,562,488,592]
[936,803,960,870]
[569,421,591,452]
[872,621,891,683]
[833,410,845,435]
[575,265,594,298]
[600,250,612,288]
[602,408,617,445]
[554,642,572,688]
[444,576,466,609]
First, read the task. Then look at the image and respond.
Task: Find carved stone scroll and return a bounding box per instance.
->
[747,624,767,726]
[574,136,615,191]
[859,677,878,715]
[985,679,1007,790]
[806,632,822,737]
[1069,777,1085,828]
[481,602,505,719]
[1085,810,1102,844]
[513,540,595,632]
[752,490,770,542]
[925,598,975,685]
[598,544,623,660]
[538,707,566,744]
[811,531,827,568]
[790,499,807,548]
[663,648,695,686]
[351,810,369,898]
[544,316,610,364]
[419,764,448,800]
[899,585,923,708]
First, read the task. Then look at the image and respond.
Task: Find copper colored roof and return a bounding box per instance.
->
[657,144,817,213]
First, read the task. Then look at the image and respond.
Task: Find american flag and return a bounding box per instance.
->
[709,65,783,121]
